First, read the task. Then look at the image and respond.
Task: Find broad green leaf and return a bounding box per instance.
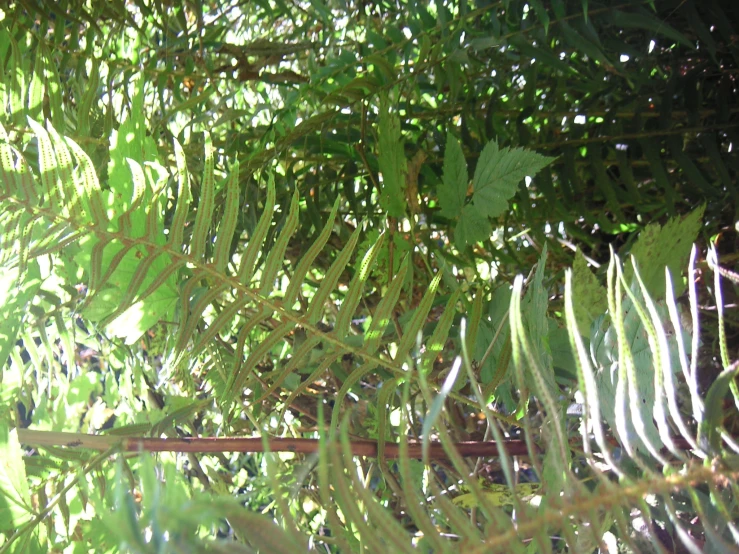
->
[571,249,607,338]
[471,140,554,219]
[624,205,705,300]
[560,21,614,70]
[79,159,177,344]
[105,284,179,345]
[378,94,407,218]
[468,36,500,51]
[454,203,491,248]
[438,133,468,219]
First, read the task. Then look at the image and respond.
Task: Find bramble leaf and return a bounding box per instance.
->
[438,133,468,219]
[454,204,491,248]
[471,140,554,219]
[449,139,554,248]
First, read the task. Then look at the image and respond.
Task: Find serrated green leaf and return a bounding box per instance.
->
[39,42,64,130]
[454,203,491,249]
[395,272,442,361]
[77,59,100,137]
[364,259,408,353]
[5,32,24,125]
[307,225,362,324]
[283,197,340,307]
[191,132,215,262]
[238,175,276,284]
[624,205,705,300]
[260,189,299,294]
[438,133,468,219]
[571,249,607,338]
[335,234,385,338]
[216,501,306,553]
[421,289,461,374]
[472,140,555,219]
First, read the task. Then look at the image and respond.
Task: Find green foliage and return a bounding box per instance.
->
[377,93,407,218]
[573,204,706,338]
[571,249,608,337]
[623,204,706,300]
[0,1,738,552]
[0,424,32,534]
[438,135,555,248]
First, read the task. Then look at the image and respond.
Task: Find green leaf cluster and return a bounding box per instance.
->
[438,134,555,248]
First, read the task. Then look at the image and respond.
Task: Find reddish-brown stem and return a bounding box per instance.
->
[18,429,530,459]
[18,429,698,460]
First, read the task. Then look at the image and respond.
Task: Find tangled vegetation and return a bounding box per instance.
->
[1,0,738,552]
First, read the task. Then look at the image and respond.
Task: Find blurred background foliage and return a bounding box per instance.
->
[1,0,739,551]
[5,0,738,275]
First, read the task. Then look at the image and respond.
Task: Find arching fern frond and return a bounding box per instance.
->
[0,119,454,427]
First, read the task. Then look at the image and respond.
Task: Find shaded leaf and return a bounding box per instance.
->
[455,203,491,248]
[571,249,607,338]
[471,141,554,219]
[624,205,705,300]
[438,133,468,219]
[378,94,407,218]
